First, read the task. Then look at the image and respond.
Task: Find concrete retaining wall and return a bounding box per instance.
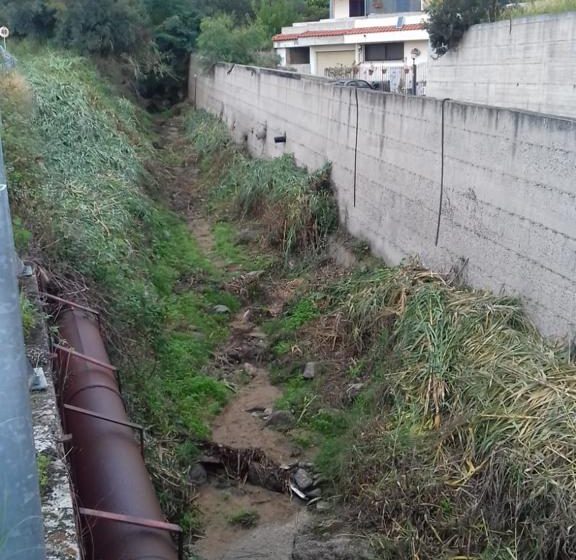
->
[427,14,576,119]
[194,64,576,338]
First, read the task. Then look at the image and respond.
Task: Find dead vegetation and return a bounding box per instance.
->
[178,108,576,558]
[280,265,576,559]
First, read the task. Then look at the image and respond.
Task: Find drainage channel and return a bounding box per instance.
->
[43,294,181,560]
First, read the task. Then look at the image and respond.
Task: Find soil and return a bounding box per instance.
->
[196,484,306,560]
[210,364,296,464]
[156,113,307,560]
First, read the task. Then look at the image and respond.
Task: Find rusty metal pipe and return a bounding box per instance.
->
[55,308,179,560]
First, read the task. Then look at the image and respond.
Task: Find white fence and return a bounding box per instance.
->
[324,62,428,95]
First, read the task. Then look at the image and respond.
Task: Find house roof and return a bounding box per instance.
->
[273,23,426,43]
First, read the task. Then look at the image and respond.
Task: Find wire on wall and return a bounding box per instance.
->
[435,98,451,247]
[353,87,360,208]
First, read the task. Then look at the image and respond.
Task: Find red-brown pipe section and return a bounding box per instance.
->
[56,308,178,560]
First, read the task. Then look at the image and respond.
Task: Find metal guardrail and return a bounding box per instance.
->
[0,67,46,558]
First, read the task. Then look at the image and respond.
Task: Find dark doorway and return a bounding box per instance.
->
[349,0,366,16]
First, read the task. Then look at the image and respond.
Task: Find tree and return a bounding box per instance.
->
[426,0,503,55]
[142,0,195,26]
[195,0,255,21]
[0,0,58,38]
[303,0,330,20]
[254,0,300,36]
[56,0,149,56]
[196,14,269,68]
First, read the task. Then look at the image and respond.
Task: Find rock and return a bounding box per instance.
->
[246,406,267,414]
[249,329,268,340]
[243,363,259,377]
[290,446,303,458]
[345,383,365,402]
[306,487,322,499]
[328,238,358,270]
[188,464,208,487]
[315,500,332,513]
[236,228,261,245]
[213,304,231,314]
[292,533,376,560]
[303,362,316,380]
[263,410,296,431]
[293,468,314,491]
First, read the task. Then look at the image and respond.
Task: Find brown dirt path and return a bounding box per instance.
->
[156,112,307,560]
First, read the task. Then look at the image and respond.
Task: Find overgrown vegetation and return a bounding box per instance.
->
[0,0,330,101]
[504,0,576,17]
[20,293,37,339]
[36,453,52,496]
[0,50,235,535]
[426,0,504,55]
[187,111,338,261]
[195,14,274,70]
[264,262,576,558]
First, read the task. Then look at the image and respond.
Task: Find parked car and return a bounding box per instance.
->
[332,79,379,90]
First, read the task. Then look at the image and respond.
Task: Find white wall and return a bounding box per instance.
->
[333,0,350,18]
[194,64,576,339]
[427,14,576,119]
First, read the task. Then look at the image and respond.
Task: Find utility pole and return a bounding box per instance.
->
[0,134,46,559]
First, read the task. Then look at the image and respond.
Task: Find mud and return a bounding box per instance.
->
[157,114,309,560]
[211,365,296,465]
[196,484,306,560]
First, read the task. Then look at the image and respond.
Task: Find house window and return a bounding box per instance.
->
[349,0,366,17]
[287,47,311,65]
[367,0,422,13]
[364,42,404,62]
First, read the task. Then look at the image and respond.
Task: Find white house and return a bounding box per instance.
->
[273,0,430,91]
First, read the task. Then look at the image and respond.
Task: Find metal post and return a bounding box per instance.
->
[0,136,46,559]
[412,60,417,95]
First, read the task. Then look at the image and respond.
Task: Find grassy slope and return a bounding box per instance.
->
[0,46,236,533]
[187,111,576,560]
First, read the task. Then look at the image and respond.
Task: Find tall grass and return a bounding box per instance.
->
[316,265,576,558]
[0,48,234,532]
[187,111,338,261]
[504,0,576,17]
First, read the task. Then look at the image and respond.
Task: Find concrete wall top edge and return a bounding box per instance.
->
[211,63,576,126]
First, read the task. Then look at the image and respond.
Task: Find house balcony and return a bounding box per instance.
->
[273,12,428,47]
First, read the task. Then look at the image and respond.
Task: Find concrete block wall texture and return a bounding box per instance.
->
[194,64,576,338]
[427,14,576,119]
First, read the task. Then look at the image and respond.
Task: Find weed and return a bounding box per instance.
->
[212,222,272,271]
[504,0,576,17]
[187,110,338,262]
[20,293,37,339]
[37,453,52,496]
[304,263,576,557]
[228,510,260,529]
[12,217,32,252]
[0,47,232,537]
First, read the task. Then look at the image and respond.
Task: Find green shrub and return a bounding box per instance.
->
[426,0,504,55]
[196,14,271,69]
[56,0,149,56]
[188,111,338,261]
[20,293,37,338]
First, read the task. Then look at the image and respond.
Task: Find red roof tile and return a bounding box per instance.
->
[273,23,425,43]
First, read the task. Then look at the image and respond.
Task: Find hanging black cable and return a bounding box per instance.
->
[353,87,360,208]
[435,98,451,247]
